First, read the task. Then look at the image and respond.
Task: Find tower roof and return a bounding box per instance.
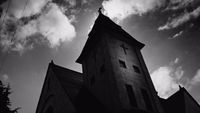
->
[76,12,145,64]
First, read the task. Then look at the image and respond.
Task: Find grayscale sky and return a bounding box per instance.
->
[0,0,200,113]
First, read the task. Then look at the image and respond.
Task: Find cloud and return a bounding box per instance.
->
[102,0,166,21]
[165,0,196,11]
[190,69,200,86]
[0,0,76,53]
[174,57,179,64]
[81,0,88,5]
[52,0,77,13]
[2,74,9,81]
[1,0,50,19]
[1,74,9,84]
[169,57,180,65]
[102,0,199,29]
[151,58,200,99]
[151,66,184,98]
[158,6,200,30]
[101,0,199,30]
[169,30,183,39]
[35,3,76,47]
[67,0,76,7]
[150,58,184,98]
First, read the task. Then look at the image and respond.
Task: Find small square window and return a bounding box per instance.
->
[133,65,140,73]
[119,60,126,68]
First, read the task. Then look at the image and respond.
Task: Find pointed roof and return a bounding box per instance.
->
[167,87,200,107]
[160,87,200,113]
[76,11,144,64]
[49,62,83,103]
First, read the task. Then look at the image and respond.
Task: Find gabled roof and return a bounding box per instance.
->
[167,87,200,107]
[49,61,83,103]
[180,87,200,108]
[76,12,145,64]
[159,86,200,113]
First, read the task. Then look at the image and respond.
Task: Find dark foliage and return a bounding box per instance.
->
[0,0,7,5]
[0,80,20,113]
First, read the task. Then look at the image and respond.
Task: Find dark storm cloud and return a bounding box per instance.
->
[0,0,77,53]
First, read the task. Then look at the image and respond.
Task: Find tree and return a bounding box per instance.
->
[0,0,7,17]
[0,80,20,113]
[0,0,7,5]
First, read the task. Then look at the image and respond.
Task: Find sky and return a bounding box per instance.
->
[0,0,200,113]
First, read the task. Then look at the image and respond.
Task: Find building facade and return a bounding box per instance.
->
[36,11,200,113]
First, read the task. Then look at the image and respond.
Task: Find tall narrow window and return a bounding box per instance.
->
[100,64,105,74]
[120,44,128,54]
[141,89,153,111]
[91,75,95,86]
[125,84,137,107]
[119,60,126,68]
[133,65,141,74]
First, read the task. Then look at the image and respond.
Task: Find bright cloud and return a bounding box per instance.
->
[190,69,200,86]
[0,0,76,53]
[169,30,183,39]
[102,0,166,21]
[35,3,76,47]
[102,0,200,29]
[151,58,200,99]
[158,6,200,30]
[174,57,179,64]
[150,58,184,98]
[151,66,184,98]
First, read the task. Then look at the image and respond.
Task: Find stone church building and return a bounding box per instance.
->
[36,11,200,113]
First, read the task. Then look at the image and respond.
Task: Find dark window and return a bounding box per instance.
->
[120,44,128,54]
[100,64,105,74]
[119,60,126,68]
[133,65,140,73]
[125,84,137,107]
[141,89,153,111]
[91,75,95,86]
[45,106,54,113]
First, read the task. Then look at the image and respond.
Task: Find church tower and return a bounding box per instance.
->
[76,11,164,113]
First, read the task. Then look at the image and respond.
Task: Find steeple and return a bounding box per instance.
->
[76,10,144,64]
[98,7,102,14]
[76,10,163,113]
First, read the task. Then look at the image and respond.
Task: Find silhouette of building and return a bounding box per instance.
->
[36,11,200,113]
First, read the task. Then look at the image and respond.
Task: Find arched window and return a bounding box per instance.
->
[45,106,54,113]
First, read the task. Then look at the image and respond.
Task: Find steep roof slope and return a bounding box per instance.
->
[51,62,83,103]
